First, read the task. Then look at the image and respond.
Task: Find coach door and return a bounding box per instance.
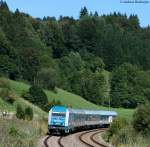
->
[108,116,113,123]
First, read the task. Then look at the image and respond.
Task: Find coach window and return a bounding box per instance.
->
[101,116,108,121]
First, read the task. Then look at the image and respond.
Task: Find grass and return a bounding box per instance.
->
[0,118,47,147]
[0,97,15,112]
[0,96,47,118]
[106,125,150,147]
[9,79,134,120]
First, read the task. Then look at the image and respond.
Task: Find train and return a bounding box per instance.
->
[48,106,117,134]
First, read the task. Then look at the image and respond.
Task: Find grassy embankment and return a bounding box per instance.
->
[0,78,48,147]
[0,93,47,118]
[0,118,46,147]
[9,79,134,120]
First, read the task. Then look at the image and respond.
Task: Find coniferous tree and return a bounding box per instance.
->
[94,11,99,17]
[80,6,88,18]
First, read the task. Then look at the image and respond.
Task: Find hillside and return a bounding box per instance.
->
[0,79,47,117]
[0,95,47,117]
[9,79,134,120]
[0,1,150,110]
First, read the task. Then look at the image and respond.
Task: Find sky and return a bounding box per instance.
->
[5,0,150,27]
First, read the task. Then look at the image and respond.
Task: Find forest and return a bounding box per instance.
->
[0,1,150,108]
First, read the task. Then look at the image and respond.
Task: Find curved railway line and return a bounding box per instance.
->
[43,136,51,147]
[58,137,64,147]
[43,135,64,147]
[79,129,109,147]
[90,130,108,147]
[43,129,109,147]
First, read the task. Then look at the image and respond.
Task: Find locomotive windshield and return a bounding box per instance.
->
[52,112,66,117]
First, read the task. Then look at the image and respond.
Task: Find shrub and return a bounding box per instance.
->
[107,117,128,140]
[0,77,11,89]
[9,125,19,137]
[133,102,150,135]
[111,126,133,145]
[44,100,62,112]
[108,125,150,146]
[49,99,62,108]
[21,90,32,102]
[0,78,15,103]
[25,107,33,121]
[0,88,15,103]
[26,85,48,111]
[16,104,25,120]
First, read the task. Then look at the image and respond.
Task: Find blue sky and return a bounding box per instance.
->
[5,0,150,27]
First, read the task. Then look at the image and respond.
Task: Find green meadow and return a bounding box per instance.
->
[8,79,134,120]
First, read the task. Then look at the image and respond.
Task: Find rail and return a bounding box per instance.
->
[79,129,108,147]
[43,135,64,147]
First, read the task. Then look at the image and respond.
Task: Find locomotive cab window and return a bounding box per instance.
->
[52,112,66,117]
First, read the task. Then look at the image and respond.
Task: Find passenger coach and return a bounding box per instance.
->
[48,106,117,134]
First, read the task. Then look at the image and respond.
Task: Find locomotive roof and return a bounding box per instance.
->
[51,106,117,116]
[69,108,117,116]
[51,105,67,112]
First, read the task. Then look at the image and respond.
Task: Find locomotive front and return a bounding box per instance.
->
[48,106,69,134]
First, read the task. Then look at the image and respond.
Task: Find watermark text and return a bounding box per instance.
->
[120,0,149,3]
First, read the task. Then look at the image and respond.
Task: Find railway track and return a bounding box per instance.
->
[43,129,109,147]
[43,135,52,147]
[90,130,108,147]
[79,129,108,147]
[43,135,64,147]
[58,136,64,147]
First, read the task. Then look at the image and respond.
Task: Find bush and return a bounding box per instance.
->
[0,78,15,103]
[16,104,25,120]
[133,102,150,135]
[44,100,62,112]
[48,99,62,108]
[107,124,150,146]
[0,88,15,103]
[21,90,32,102]
[0,77,11,89]
[23,85,48,111]
[25,107,33,121]
[9,125,19,137]
[111,126,133,145]
[107,117,128,140]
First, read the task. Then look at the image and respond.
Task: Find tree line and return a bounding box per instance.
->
[0,1,150,108]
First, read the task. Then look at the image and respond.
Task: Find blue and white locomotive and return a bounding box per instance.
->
[48,106,117,134]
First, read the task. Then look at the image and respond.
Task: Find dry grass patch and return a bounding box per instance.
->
[0,118,47,147]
